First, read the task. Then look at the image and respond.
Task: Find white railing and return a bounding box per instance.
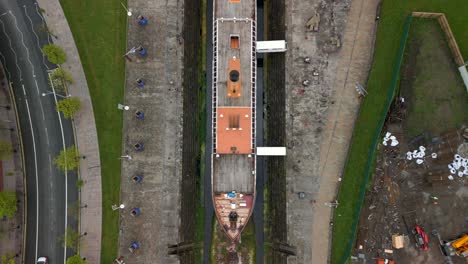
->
[212,19,219,153]
[250,20,257,152]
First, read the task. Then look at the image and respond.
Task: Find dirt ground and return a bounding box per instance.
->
[354,122,467,264]
[212,221,255,264]
[353,18,468,264]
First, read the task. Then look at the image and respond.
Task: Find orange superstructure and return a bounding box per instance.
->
[212,0,257,241]
[216,107,252,154]
[227,58,241,98]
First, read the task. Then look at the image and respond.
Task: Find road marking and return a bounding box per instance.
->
[24,89,39,263]
[9,11,36,78]
[0,52,11,80]
[0,12,6,17]
[34,3,52,44]
[23,5,49,70]
[49,69,68,264]
[34,79,40,95]
[45,127,50,145]
[22,84,26,96]
[0,18,22,81]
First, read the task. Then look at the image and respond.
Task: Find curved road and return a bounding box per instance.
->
[0,0,77,263]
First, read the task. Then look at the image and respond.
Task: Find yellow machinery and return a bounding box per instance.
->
[451,234,468,257]
[443,234,468,257]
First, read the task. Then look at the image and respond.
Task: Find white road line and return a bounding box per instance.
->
[0,52,11,80]
[9,11,36,77]
[24,88,39,263]
[45,127,50,146]
[33,79,46,121]
[34,3,52,44]
[48,154,52,172]
[0,12,7,17]
[23,5,49,70]
[22,83,26,96]
[0,18,22,80]
[49,70,68,264]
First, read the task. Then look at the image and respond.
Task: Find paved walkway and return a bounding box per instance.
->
[35,0,102,262]
[117,1,184,263]
[313,0,380,262]
[0,63,24,264]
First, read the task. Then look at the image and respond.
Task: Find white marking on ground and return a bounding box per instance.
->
[24,88,39,263]
[45,127,50,145]
[48,69,68,264]
[34,3,52,44]
[23,5,49,70]
[9,11,36,77]
[0,18,22,81]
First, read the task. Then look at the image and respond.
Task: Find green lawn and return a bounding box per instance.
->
[331,1,468,264]
[402,19,468,137]
[59,1,126,263]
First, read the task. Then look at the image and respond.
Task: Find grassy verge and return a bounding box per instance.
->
[401,19,468,137]
[59,1,126,262]
[194,0,207,262]
[331,1,468,263]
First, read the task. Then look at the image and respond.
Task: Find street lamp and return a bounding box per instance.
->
[42,91,69,99]
[120,2,132,16]
[117,104,130,110]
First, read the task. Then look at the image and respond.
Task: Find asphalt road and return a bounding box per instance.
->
[0,0,77,263]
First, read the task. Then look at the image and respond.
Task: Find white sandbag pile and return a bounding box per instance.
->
[406,146,426,165]
[383,132,399,147]
[447,154,468,178]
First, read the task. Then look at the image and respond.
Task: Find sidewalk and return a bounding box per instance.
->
[314,0,380,262]
[0,64,25,263]
[35,0,103,262]
[117,0,184,263]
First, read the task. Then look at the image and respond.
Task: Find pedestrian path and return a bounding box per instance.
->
[314,0,381,262]
[35,0,103,262]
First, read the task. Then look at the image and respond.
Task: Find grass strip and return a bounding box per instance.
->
[59,1,126,262]
[331,1,468,263]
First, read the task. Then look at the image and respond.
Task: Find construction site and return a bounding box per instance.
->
[353,17,468,264]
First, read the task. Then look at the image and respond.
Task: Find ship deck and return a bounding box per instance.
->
[214,0,255,19]
[216,21,253,107]
[212,0,256,242]
[213,154,254,193]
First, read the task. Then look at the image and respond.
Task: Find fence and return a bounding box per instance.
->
[411,12,465,66]
[333,15,413,264]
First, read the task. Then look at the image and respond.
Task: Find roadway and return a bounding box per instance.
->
[0,0,77,263]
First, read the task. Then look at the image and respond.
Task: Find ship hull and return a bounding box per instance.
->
[211,0,257,241]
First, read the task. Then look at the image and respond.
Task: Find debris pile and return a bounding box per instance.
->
[447,154,468,178]
[383,132,399,147]
[405,146,427,164]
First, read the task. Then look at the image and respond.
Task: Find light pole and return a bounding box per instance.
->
[42,91,69,99]
[120,2,132,16]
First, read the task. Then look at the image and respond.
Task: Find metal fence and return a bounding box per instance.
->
[334,15,413,264]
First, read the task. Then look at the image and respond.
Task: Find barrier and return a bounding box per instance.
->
[332,15,413,264]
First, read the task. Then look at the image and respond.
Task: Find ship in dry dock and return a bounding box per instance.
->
[211,0,258,241]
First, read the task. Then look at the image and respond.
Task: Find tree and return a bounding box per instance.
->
[50,68,74,92]
[0,141,13,160]
[66,255,87,264]
[42,44,66,64]
[76,179,84,189]
[56,97,81,119]
[54,145,80,172]
[60,228,80,250]
[0,191,17,218]
[0,254,15,264]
